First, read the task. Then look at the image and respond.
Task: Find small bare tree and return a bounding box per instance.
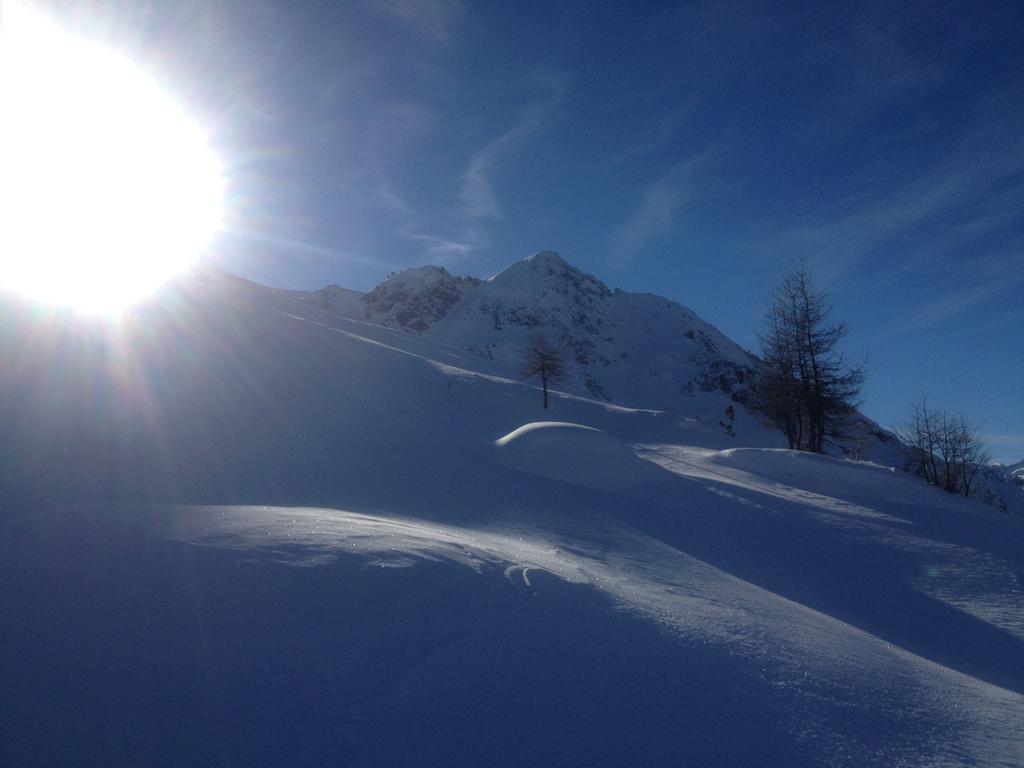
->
[898,399,991,497]
[520,333,565,409]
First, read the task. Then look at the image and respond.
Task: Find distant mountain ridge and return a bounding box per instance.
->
[306,250,761,412]
[363,265,481,333]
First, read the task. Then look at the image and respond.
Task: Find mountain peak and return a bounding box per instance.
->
[306,248,764,408]
[490,249,600,287]
[382,264,451,284]
[363,264,480,333]
[525,250,568,267]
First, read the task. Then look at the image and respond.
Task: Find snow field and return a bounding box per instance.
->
[1,268,1023,767]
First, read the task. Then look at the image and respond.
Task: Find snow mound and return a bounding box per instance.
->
[491,421,660,491]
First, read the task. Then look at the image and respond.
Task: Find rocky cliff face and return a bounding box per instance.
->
[361,266,481,333]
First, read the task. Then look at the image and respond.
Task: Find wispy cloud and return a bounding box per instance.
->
[460,105,544,219]
[369,0,463,42]
[781,121,1024,285]
[368,186,415,215]
[608,153,712,268]
[400,227,485,267]
[883,266,1024,338]
[460,77,567,220]
[230,230,398,271]
[820,9,946,129]
[333,179,416,217]
[607,105,690,164]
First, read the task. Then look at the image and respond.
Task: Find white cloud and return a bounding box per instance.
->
[780,123,1024,286]
[460,104,545,220]
[607,105,690,164]
[884,271,1024,338]
[370,0,463,42]
[608,153,711,267]
[232,231,398,271]
[460,75,567,220]
[402,229,482,266]
[877,247,1024,339]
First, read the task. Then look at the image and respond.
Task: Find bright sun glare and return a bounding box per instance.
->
[0,2,224,315]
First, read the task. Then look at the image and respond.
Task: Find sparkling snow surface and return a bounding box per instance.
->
[2,268,1023,767]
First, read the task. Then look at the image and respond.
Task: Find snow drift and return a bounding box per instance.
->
[490,421,671,492]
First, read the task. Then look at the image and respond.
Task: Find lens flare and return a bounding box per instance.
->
[0,2,224,314]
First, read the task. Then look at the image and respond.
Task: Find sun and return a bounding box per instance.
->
[0,2,224,315]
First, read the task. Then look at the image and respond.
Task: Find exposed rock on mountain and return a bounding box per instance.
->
[308,250,761,412]
[362,265,481,333]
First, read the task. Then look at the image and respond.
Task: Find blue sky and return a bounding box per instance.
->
[113,0,1023,461]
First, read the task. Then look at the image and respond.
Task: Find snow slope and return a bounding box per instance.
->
[2,269,1023,767]
[307,250,905,465]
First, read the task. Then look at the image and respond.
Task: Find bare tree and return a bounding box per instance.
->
[757,260,865,453]
[520,333,565,409]
[898,399,991,496]
[956,418,990,497]
[903,399,942,486]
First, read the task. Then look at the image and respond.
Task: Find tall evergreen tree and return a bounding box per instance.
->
[758,261,864,453]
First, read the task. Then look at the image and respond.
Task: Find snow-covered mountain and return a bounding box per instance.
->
[362,264,481,333]
[308,250,907,463]
[2,267,1022,767]
[999,458,1024,487]
[310,250,760,412]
